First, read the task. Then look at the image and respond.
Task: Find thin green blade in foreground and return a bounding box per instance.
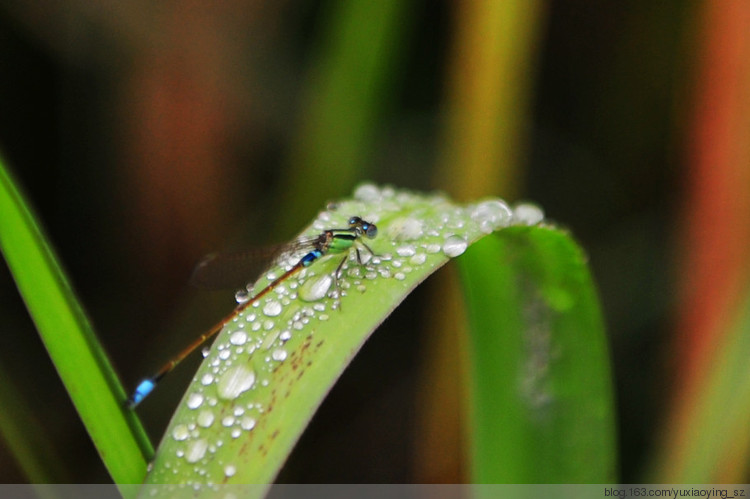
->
[458,226,617,482]
[0,161,152,490]
[142,184,517,494]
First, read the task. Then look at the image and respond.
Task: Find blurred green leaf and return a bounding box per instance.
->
[0,159,152,492]
[280,0,412,230]
[458,226,617,482]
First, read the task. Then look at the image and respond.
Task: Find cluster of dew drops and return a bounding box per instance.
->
[154,183,544,483]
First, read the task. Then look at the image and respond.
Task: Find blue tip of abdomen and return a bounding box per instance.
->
[126,378,156,409]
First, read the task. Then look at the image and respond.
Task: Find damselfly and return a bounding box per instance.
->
[126,216,378,408]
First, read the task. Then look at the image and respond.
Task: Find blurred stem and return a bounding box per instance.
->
[436,0,543,200]
[278,0,412,233]
[656,0,750,481]
[0,361,69,483]
[416,0,544,482]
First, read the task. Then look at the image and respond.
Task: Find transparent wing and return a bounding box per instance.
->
[189,237,321,289]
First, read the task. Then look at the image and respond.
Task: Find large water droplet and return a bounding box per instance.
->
[272,349,288,361]
[263,300,282,317]
[197,410,215,428]
[299,274,333,302]
[217,365,256,400]
[171,424,189,441]
[224,465,237,478]
[442,235,468,257]
[396,244,416,257]
[512,203,544,225]
[387,217,424,241]
[410,253,427,265]
[353,183,381,202]
[470,199,513,233]
[186,393,204,409]
[234,290,250,304]
[425,243,441,254]
[230,331,248,346]
[241,416,257,430]
[185,439,208,463]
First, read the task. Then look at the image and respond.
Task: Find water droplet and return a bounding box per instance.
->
[263,300,282,317]
[231,428,242,439]
[171,424,189,441]
[233,407,245,416]
[394,272,406,281]
[197,410,215,428]
[234,290,250,304]
[201,347,211,358]
[222,416,235,427]
[217,365,256,400]
[319,314,329,321]
[387,217,424,241]
[353,183,381,202]
[471,199,513,233]
[263,320,275,330]
[410,253,426,265]
[396,245,416,257]
[230,331,247,346]
[186,393,204,409]
[241,416,256,430]
[279,330,292,341]
[219,349,231,360]
[299,274,333,302]
[513,203,545,225]
[442,235,468,257]
[272,349,288,361]
[224,465,236,478]
[425,243,441,254]
[201,373,214,385]
[185,439,208,463]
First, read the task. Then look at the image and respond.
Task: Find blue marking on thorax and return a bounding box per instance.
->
[301,250,323,266]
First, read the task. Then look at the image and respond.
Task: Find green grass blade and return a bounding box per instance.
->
[0,160,152,489]
[457,226,617,483]
[141,185,517,494]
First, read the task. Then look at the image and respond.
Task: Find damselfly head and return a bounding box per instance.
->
[348,216,378,239]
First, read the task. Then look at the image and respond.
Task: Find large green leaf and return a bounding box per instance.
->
[141,184,519,495]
